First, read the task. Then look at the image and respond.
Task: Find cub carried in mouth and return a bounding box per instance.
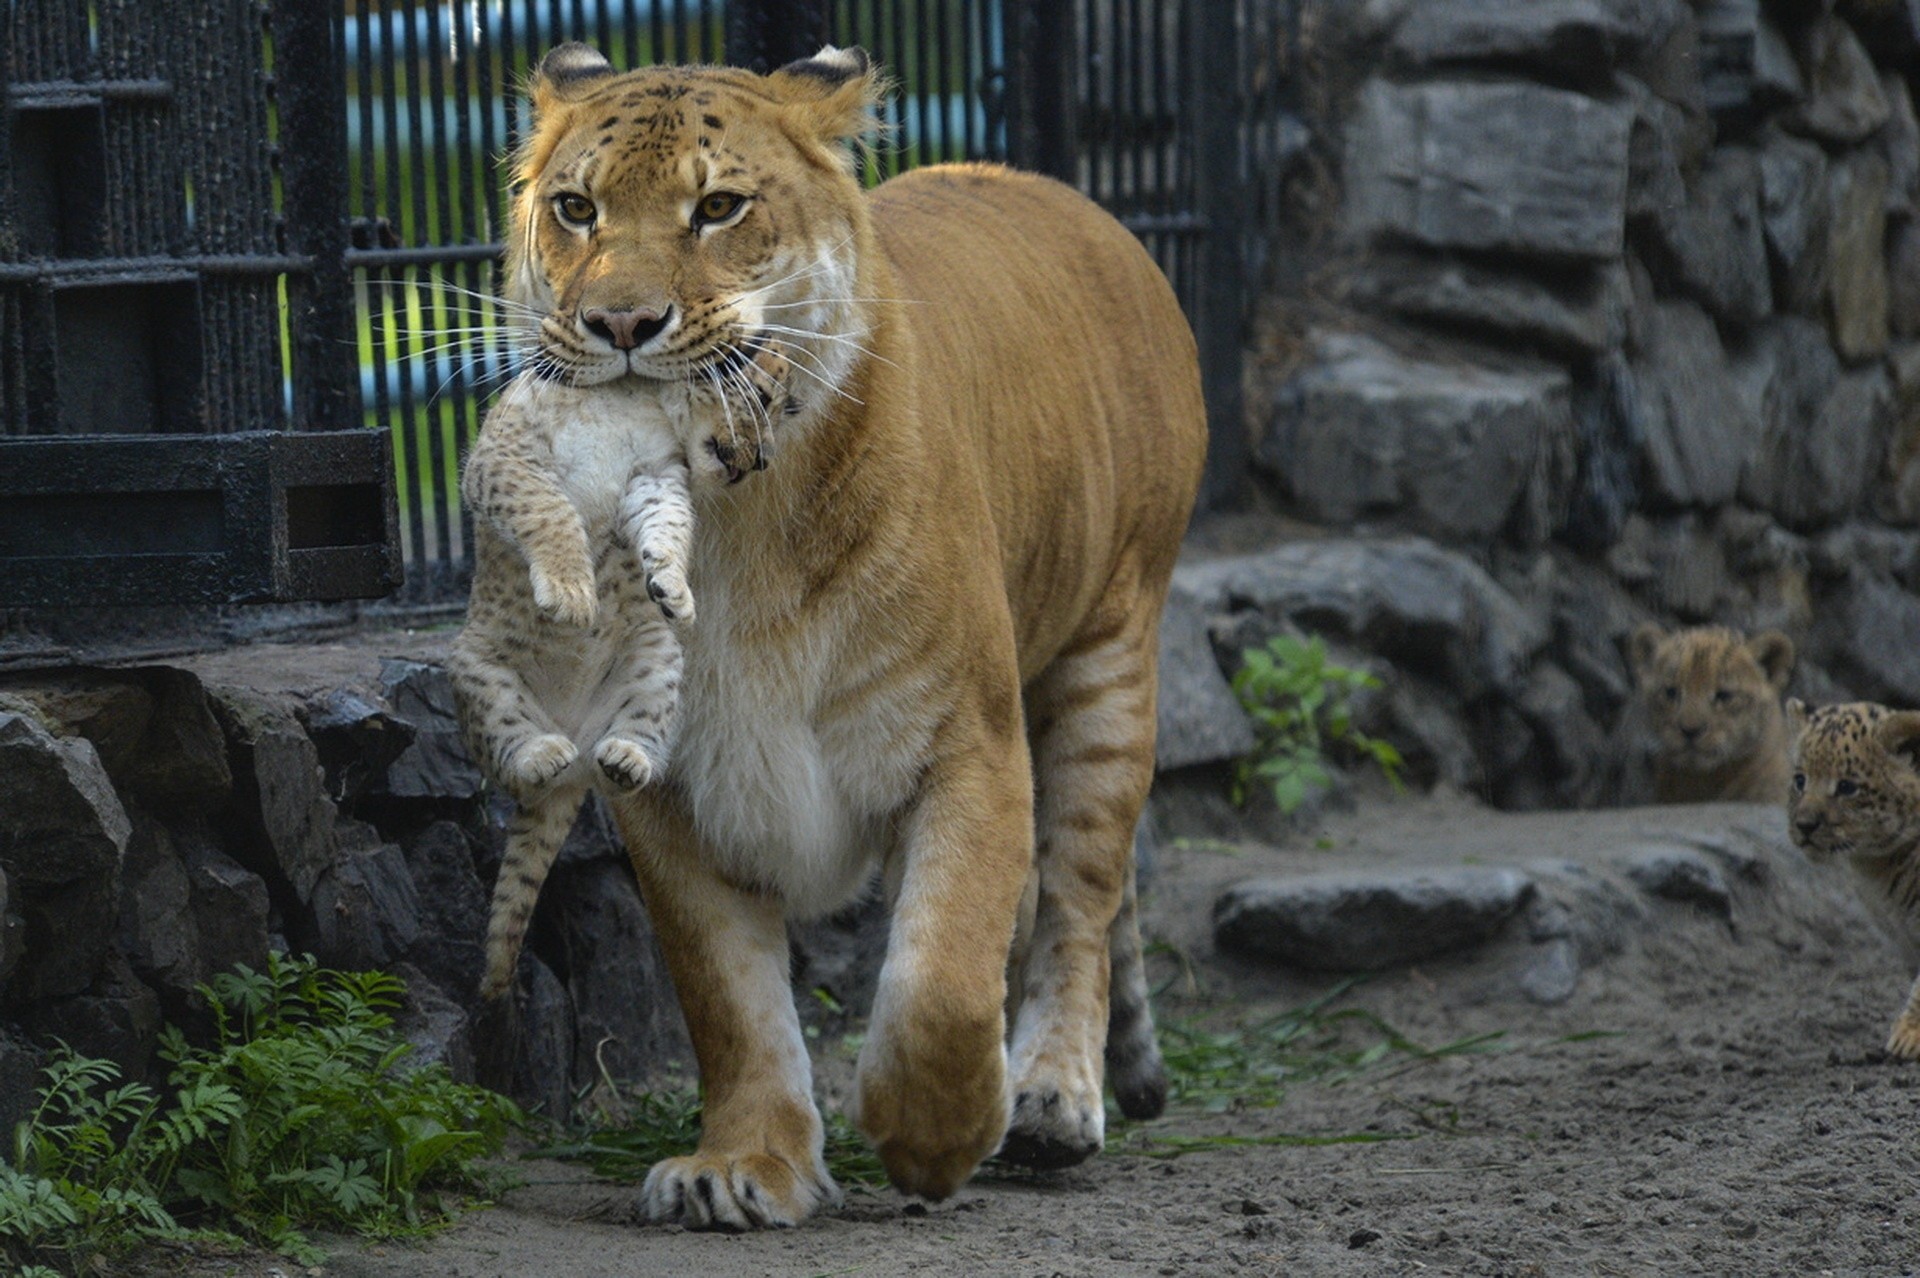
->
[448,359,785,1002]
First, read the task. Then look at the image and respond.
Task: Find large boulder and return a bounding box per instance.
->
[379,660,484,802]
[1257,330,1573,543]
[1626,299,1752,510]
[1788,15,1891,145]
[209,687,339,902]
[1827,153,1891,363]
[303,831,423,971]
[1214,867,1535,970]
[1736,317,1890,529]
[1155,584,1255,772]
[303,688,416,811]
[1175,537,1549,703]
[1386,0,1684,79]
[1344,78,1632,260]
[1757,129,1833,316]
[1697,0,1803,114]
[1347,252,1631,358]
[401,820,490,1005]
[9,669,231,813]
[1822,573,1920,705]
[1643,148,1773,325]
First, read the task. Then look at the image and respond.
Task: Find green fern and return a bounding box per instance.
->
[1232,633,1405,813]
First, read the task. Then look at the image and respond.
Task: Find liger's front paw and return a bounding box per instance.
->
[855,1015,1009,1199]
[529,564,598,628]
[641,1152,839,1230]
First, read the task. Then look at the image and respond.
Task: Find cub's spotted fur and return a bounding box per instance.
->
[449,364,783,1001]
[1786,700,1920,1059]
[1629,624,1795,804]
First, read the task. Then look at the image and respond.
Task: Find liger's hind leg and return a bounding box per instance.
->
[1105,844,1168,1119]
[999,610,1164,1168]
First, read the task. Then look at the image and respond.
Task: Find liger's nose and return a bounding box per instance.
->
[1795,814,1823,837]
[583,305,671,351]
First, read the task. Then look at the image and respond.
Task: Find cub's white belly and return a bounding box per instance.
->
[670,577,924,917]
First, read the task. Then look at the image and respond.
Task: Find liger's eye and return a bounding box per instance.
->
[555,193,596,227]
[1662,686,1681,703]
[1791,772,1806,792]
[1835,778,1860,797]
[1712,688,1736,705]
[694,191,746,227]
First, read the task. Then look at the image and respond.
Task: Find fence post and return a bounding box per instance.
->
[272,0,356,431]
[1006,0,1076,182]
[726,0,832,72]
[1188,0,1249,510]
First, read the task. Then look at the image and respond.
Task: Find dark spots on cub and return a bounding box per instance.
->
[699,136,712,148]
[598,115,619,129]
[599,134,615,146]
[703,113,723,130]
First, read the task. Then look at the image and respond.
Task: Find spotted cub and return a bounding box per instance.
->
[1786,700,1920,1059]
[449,362,784,1001]
[1628,624,1795,804]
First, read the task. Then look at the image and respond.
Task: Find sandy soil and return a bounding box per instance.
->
[193,793,1909,1278]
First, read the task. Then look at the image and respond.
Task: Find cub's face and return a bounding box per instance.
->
[506,44,879,395]
[1629,625,1793,775]
[1787,701,1920,863]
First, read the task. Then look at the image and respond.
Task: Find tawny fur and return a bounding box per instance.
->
[1628,624,1795,804]
[491,43,1205,1225]
[1786,700,1920,1059]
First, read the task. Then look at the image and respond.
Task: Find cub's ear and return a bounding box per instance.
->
[1877,709,1920,770]
[1784,697,1810,742]
[532,42,615,115]
[1747,630,1795,692]
[769,45,886,165]
[1627,622,1666,685]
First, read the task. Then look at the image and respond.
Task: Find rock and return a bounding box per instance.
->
[1809,525,1920,584]
[1697,0,1804,114]
[1891,225,1920,340]
[1626,300,1751,510]
[11,669,232,813]
[379,660,484,801]
[1788,16,1891,145]
[303,688,416,809]
[392,963,475,1083]
[1519,937,1581,1005]
[1625,79,1700,225]
[1517,662,1606,803]
[117,814,202,1005]
[401,821,489,1003]
[1757,130,1832,316]
[1825,574,1920,704]
[1564,356,1642,550]
[1841,0,1920,63]
[789,893,889,1023]
[1623,845,1733,918]
[209,687,339,902]
[1344,78,1632,260]
[1880,74,1919,219]
[0,867,21,991]
[1734,316,1844,526]
[1257,330,1573,543]
[181,834,271,985]
[544,858,690,1092]
[1643,148,1773,325]
[304,836,422,971]
[1608,514,1731,620]
[499,953,575,1120]
[1352,662,1480,792]
[1884,342,1920,522]
[1826,153,1891,363]
[1347,252,1631,358]
[1156,584,1255,772]
[1177,537,1549,702]
[19,952,162,1080]
[1388,0,1682,80]
[0,709,131,888]
[1213,867,1535,971]
[0,1026,44,1142]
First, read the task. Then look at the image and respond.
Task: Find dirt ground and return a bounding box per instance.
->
[169,791,1905,1278]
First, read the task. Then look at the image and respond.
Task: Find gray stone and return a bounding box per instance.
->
[305,837,422,971]
[209,687,339,902]
[1177,537,1549,702]
[1789,16,1891,144]
[392,963,475,1083]
[13,669,232,813]
[19,952,162,1080]
[0,1026,42,1145]
[1843,0,1920,62]
[304,688,416,809]
[1891,225,1920,341]
[1389,0,1681,78]
[1623,846,1733,917]
[1626,301,1752,509]
[1698,0,1804,113]
[1344,79,1632,260]
[1827,574,1920,704]
[0,867,20,991]
[1625,79,1698,224]
[1645,149,1774,325]
[1757,130,1832,316]
[117,814,202,1003]
[1809,525,1920,584]
[1607,513,1730,620]
[1880,74,1919,218]
[546,858,691,1092]
[1213,867,1536,971]
[379,660,485,801]
[1347,252,1631,358]
[1519,937,1581,1005]
[1155,584,1255,772]
[0,710,130,888]
[790,893,889,1024]
[1827,153,1891,363]
[1353,664,1480,792]
[1885,342,1920,522]
[401,820,489,1004]
[1258,330,1572,543]
[503,953,575,1120]
[182,836,271,985]
[1734,316,1844,525]
[1518,662,1606,802]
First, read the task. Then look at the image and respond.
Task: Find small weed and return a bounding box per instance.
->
[1231,633,1404,813]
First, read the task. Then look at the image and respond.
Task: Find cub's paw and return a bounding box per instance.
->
[854,1014,1009,1199]
[503,733,577,792]
[641,1152,840,1230]
[997,1069,1105,1170]
[639,552,695,623]
[529,563,598,628]
[594,736,663,791]
[1887,1015,1920,1060]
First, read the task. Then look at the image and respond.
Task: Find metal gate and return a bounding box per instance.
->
[0,1,1296,608]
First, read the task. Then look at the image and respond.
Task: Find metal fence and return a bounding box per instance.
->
[0,0,1298,608]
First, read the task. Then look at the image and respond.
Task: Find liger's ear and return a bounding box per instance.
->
[1747,630,1795,692]
[1784,697,1810,743]
[532,42,616,117]
[768,45,886,167]
[1877,709,1920,770]
[1627,622,1665,685]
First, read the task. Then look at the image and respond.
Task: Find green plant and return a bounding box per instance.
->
[1231,633,1404,812]
[1,954,520,1274]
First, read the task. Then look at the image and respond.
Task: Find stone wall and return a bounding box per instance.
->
[1159,0,1920,811]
